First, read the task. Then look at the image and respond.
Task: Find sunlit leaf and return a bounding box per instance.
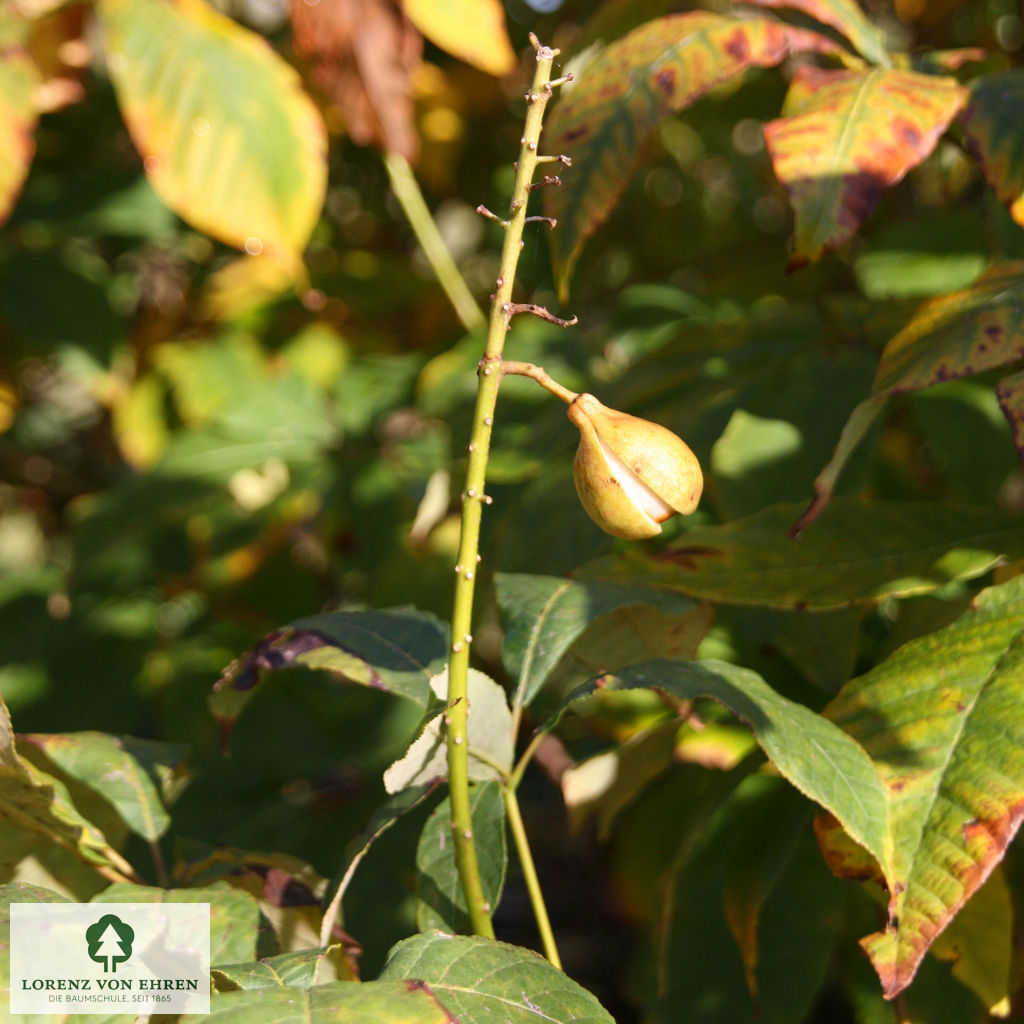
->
[17,733,186,843]
[383,668,513,793]
[579,499,1024,609]
[798,262,1024,529]
[0,696,124,873]
[545,12,841,298]
[742,0,889,65]
[416,782,506,932]
[550,658,890,880]
[961,71,1024,231]
[825,575,1024,997]
[212,947,342,991]
[97,0,327,266]
[764,67,965,266]
[379,932,615,1022]
[95,882,261,967]
[404,0,514,77]
[0,13,39,227]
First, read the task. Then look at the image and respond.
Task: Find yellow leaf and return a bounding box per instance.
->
[404,0,515,77]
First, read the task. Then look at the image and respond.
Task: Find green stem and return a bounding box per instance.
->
[501,361,579,405]
[503,783,562,969]
[446,37,564,940]
[384,149,485,334]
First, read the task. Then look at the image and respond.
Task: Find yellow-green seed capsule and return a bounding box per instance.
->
[568,393,702,539]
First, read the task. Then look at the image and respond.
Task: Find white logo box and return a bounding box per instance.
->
[10,903,210,1015]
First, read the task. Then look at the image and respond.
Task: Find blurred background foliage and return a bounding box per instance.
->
[3,0,1024,1019]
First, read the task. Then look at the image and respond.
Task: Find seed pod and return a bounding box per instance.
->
[568,393,702,539]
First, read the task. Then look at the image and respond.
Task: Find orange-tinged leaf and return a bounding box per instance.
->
[544,12,842,299]
[743,0,889,66]
[764,67,966,266]
[0,13,39,227]
[825,574,1024,998]
[404,0,514,77]
[97,0,327,266]
[961,71,1024,230]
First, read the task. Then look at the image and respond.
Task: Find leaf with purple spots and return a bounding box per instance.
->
[996,367,1024,461]
[824,575,1024,998]
[544,12,844,299]
[764,67,966,267]
[211,608,449,738]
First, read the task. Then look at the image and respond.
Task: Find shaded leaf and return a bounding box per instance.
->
[961,71,1024,231]
[291,0,421,161]
[579,499,1024,609]
[550,658,890,882]
[825,575,1024,997]
[495,572,696,710]
[416,781,506,932]
[95,882,261,967]
[545,12,841,298]
[18,733,187,842]
[98,0,327,265]
[995,367,1024,458]
[0,13,39,227]
[930,866,1013,1018]
[742,0,889,65]
[798,263,1024,529]
[404,0,514,77]
[320,782,438,947]
[212,947,343,991]
[212,608,449,733]
[379,931,615,1022]
[764,67,966,266]
[383,668,513,793]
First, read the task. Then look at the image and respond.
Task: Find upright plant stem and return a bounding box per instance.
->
[384,150,485,333]
[446,38,562,940]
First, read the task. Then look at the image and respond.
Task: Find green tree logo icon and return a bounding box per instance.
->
[85,914,135,973]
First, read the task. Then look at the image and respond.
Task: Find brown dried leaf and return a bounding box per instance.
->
[290,0,421,161]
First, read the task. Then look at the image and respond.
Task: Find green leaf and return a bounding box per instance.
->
[0,696,123,872]
[495,572,697,710]
[416,781,506,932]
[97,0,327,266]
[996,366,1024,456]
[798,262,1024,528]
[961,71,1024,232]
[383,668,513,793]
[764,68,966,267]
[403,0,514,77]
[321,783,439,945]
[211,608,449,731]
[545,12,841,298]
[194,981,454,1023]
[212,947,342,991]
[94,882,261,967]
[580,499,1024,609]
[0,13,39,227]
[825,574,1024,997]
[555,659,889,877]
[18,733,186,842]
[379,932,615,1023]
